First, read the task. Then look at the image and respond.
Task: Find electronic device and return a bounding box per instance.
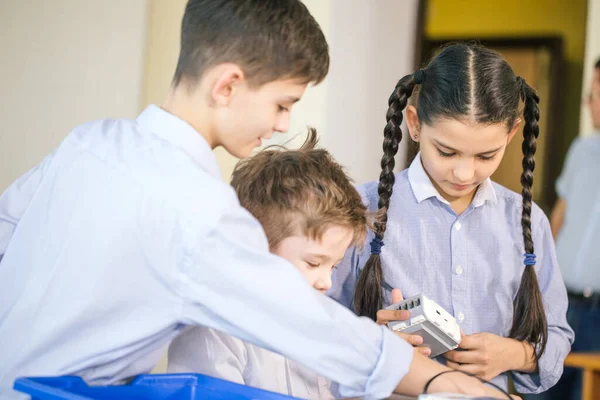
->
[386,294,461,358]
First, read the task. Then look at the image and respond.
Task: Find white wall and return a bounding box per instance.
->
[580,0,600,136]
[0,0,148,191]
[322,0,418,184]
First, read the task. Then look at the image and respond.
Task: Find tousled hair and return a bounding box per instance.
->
[231,128,367,251]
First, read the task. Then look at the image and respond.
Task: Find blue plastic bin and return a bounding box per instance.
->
[13,373,299,399]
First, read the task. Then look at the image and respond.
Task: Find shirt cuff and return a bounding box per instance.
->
[334,325,414,400]
[512,342,562,394]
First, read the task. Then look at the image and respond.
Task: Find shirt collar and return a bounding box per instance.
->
[407,152,497,208]
[136,104,222,180]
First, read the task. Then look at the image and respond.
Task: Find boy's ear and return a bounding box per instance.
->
[210,64,247,107]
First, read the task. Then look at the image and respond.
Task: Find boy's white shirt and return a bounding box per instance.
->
[0,105,413,399]
[169,326,334,399]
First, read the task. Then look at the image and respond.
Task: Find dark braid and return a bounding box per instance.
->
[509,78,548,360]
[353,73,420,320]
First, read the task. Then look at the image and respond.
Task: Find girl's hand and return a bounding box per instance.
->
[376,288,431,356]
[444,332,516,381]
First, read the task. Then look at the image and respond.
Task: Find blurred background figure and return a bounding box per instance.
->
[527,57,600,400]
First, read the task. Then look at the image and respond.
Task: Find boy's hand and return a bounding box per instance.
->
[376,288,431,356]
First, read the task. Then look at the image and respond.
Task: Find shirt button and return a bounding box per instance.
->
[455,265,463,275]
[455,222,462,231]
[457,312,465,322]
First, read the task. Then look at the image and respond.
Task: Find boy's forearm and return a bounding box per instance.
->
[393,350,509,398]
[393,351,452,397]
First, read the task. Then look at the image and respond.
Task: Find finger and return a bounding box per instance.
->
[444,349,480,364]
[458,334,481,350]
[395,332,424,346]
[416,346,431,357]
[391,288,404,303]
[376,309,410,324]
[444,350,460,363]
[446,360,461,370]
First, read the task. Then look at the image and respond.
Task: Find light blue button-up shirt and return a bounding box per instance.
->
[555,134,600,292]
[329,154,574,394]
[0,105,413,399]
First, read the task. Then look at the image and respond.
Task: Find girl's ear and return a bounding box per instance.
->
[507,118,522,145]
[406,105,421,142]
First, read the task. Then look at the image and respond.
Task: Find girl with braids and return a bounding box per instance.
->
[330,43,573,394]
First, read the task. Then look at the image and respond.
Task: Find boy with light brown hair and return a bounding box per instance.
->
[169,129,366,398]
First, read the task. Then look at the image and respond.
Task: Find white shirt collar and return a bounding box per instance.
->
[137,105,222,180]
[407,152,497,208]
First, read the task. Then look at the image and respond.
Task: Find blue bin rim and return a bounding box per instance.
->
[14,373,299,399]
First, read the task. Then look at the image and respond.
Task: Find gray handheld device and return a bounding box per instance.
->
[386,294,461,358]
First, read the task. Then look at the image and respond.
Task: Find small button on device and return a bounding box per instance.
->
[392,322,407,331]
